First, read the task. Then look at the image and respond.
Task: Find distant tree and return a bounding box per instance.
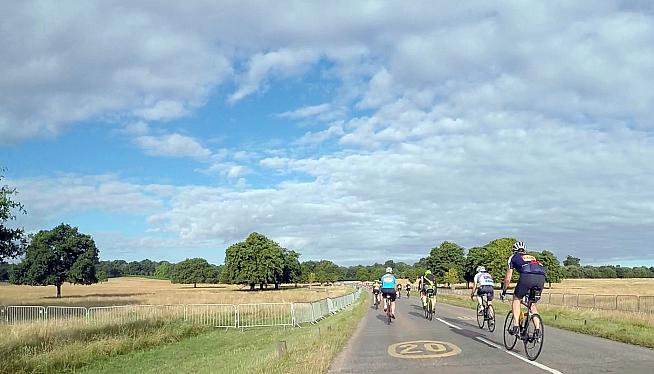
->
[281,249,301,286]
[0,261,14,281]
[443,267,460,288]
[154,261,173,279]
[535,250,563,287]
[463,247,488,288]
[205,264,223,284]
[0,171,28,261]
[427,241,465,281]
[564,265,583,279]
[563,255,581,267]
[355,267,369,282]
[484,238,518,282]
[223,232,285,290]
[170,258,213,288]
[11,224,99,298]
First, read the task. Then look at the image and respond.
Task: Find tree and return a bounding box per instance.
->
[11,224,99,298]
[484,238,517,282]
[0,261,14,281]
[463,247,488,288]
[170,258,213,288]
[443,267,460,288]
[426,241,464,281]
[1,171,27,261]
[563,255,581,267]
[154,261,173,279]
[281,249,301,286]
[535,250,563,287]
[355,267,369,282]
[223,232,285,290]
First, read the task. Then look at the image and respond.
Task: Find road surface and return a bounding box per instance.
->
[329,293,654,373]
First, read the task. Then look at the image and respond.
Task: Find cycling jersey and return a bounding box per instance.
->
[474,271,494,286]
[422,274,436,289]
[508,252,545,275]
[381,273,397,289]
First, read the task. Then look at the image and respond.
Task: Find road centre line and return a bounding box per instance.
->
[434,317,462,330]
[433,317,563,374]
[476,337,563,374]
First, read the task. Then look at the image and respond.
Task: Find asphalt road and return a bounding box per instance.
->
[329,293,654,373]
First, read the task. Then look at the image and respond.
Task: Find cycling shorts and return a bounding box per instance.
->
[477,285,494,301]
[373,288,380,295]
[515,273,545,299]
[381,288,397,302]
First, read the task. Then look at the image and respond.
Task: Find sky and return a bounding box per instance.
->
[1,1,654,266]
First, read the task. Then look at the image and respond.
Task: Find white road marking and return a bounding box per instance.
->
[476,337,563,374]
[434,317,462,330]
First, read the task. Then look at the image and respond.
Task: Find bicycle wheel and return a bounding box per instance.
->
[503,312,518,350]
[524,314,544,361]
[428,298,434,321]
[476,304,485,329]
[487,305,496,332]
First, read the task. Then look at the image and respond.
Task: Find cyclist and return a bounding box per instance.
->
[470,266,494,313]
[421,269,436,311]
[396,282,402,298]
[372,280,381,306]
[405,283,411,297]
[380,267,397,319]
[501,241,545,336]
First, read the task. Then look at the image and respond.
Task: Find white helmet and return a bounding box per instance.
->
[386,267,393,273]
[476,266,486,272]
[512,241,526,252]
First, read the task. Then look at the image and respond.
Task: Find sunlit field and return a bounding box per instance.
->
[546,278,654,296]
[0,277,353,307]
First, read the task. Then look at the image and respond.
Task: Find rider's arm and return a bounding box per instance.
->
[470,281,477,298]
[503,268,513,294]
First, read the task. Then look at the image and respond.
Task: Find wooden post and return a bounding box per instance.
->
[277,340,287,357]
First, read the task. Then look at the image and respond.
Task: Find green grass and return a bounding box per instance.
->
[0,320,213,374]
[437,294,654,348]
[76,294,368,374]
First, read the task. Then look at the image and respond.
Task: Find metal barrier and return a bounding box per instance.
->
[186,304,237,327]
[237,303,293,328]
[46,306,87,324]
[0,289,363,328]
[617,295,639,312]
[639,296,654,313]
[7,306,45,324]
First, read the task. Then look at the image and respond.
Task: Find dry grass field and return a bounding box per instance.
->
[546,278,654,296]
[0,277,353,307]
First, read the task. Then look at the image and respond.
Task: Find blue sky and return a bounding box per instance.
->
[2,1,654,267]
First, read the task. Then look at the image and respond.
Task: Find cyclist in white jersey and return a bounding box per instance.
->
[470,266,495,310]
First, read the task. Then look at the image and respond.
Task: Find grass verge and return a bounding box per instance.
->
[76,294,368,374]
[0,320,212,374]
[438,294,654,348]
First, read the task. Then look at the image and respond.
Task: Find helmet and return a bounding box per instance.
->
[476,266,486,272]
[386,267,393,273]
[424,269,432,275]
[512,241,526,252]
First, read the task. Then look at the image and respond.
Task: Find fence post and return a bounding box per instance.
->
[615,295,618,310]
[638,296,641,313]
[576,294,579,307]
[291,303,297,327]
[184,305,188,322]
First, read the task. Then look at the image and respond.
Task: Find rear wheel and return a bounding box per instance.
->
[428,297,434,321]
[487,305,496,332]
[503,312,518,350]
[476,304,485,329]
[524,314,544,361]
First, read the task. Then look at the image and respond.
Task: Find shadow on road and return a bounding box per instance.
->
[408,311,424,319]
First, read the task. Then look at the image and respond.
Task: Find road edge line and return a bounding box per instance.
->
[476,337,563,374]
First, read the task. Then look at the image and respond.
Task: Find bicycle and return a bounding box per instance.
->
[502,287,544,361]
[424,289,435,321]
[475,293,495,332]
[384,293,393,325]
[406,288,410,298]
[373,291,380,310]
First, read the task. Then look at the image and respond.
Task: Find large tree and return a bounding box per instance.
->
[463,246,489,288]
[223,232,285,290]
[484,238,518,282]
[563,255,581,267]
[11,224,99,297]
[280,249,301,286]
[170,258,213,288]
[427,241,464,282]
[536,250,563,287]
[0,171,27,261]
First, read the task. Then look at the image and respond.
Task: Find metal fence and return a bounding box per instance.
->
[0,288,363,328]
[436,287,654,314]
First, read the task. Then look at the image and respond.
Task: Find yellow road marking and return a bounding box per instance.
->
[387,340,462,359]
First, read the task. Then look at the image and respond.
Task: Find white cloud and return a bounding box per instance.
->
[135,133,211,159]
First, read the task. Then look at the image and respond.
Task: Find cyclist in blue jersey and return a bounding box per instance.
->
[501,241,545,335]
[380,267,397,319]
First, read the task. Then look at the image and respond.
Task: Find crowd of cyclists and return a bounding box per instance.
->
[368,240,546,339]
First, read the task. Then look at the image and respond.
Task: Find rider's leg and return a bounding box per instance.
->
[391,300,396,317]
[530,303,541,329]
[512,296,521,328]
